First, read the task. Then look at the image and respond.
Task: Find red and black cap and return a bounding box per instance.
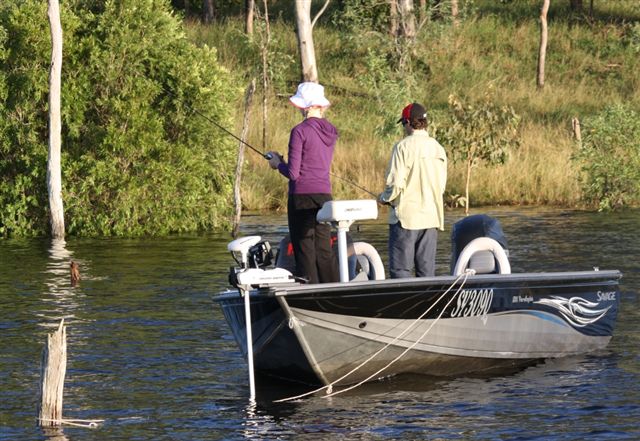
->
[397,102,427,124]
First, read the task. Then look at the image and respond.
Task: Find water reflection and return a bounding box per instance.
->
[41,427,69,441]
[39,238,82,329]
[1,208,639,440]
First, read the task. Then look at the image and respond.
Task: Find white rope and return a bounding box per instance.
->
[38,417,104,428]
[274,270,473,403]
[323,272,472,398]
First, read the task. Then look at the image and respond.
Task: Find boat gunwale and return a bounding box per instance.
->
[213,269,622,301]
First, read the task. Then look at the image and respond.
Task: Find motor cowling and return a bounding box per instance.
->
[450,215,508,274]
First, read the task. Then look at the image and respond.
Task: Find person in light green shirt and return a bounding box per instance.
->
[378,102,447,278]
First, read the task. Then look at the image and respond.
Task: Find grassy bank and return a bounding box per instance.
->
[186,0,640,211]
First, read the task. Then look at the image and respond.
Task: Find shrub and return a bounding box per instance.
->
[0,0,237,237]
[574,104,640,210]
[439,92,521,213]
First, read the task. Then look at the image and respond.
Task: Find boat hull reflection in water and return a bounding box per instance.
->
[216,270,620,386]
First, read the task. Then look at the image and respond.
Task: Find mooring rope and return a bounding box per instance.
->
[323,271,473,398]
[274,270,474,403]
[38,417,104,428]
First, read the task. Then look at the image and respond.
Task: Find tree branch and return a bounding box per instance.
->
[311,0,330,30]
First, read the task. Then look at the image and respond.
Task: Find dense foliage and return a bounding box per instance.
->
[574,104,640,211]
[0,0,237,237]
[2,1,640,238]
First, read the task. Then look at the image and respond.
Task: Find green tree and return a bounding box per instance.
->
[443,93,521,214]
[0,0,237,237]
[574,104,640,210]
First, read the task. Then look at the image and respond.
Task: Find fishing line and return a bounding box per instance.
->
[329,173,378,198]
[162,86,273,160]
[161,85,378,198]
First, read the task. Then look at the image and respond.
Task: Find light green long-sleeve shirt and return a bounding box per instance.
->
[380,130,447,230]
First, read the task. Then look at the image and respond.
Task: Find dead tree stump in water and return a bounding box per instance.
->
[38,319,67,426]
[70,261,80,287]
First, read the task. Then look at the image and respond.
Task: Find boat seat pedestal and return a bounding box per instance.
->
[317,200,378,282]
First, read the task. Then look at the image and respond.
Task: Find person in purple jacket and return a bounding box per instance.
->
[267,82,339,284]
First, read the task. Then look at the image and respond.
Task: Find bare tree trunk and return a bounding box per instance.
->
[572,117,582,144]
[294,0,318,82]
[48,0,65,239]
[418,0,427,23]
[537,0,550,90]
[203,0,215,23]
[389,0,399,36]
[398,0,416,39]
[451,0,459,26]
[38,320,66,426]
[245,0,255,35]
[232,80,256,238]
[261,0,270,149]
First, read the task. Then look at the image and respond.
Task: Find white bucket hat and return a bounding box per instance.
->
[289,82,330,109]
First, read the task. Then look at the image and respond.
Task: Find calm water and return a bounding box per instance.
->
[1,207,639,440]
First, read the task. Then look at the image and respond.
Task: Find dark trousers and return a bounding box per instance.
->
[389,222,438,278]
[288,196,339,284]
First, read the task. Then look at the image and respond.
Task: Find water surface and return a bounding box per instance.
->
[1,207,639,440]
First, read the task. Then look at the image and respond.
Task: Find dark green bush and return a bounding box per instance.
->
[0,0,237,237]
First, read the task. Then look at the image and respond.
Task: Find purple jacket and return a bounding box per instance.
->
[278,117,338,194]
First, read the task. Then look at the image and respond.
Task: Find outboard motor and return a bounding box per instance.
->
[451,215,508,274]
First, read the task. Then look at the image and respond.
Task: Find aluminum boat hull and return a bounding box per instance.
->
[215,270,620,386]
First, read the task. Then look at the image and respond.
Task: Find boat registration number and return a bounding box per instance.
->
[450,288,494,321]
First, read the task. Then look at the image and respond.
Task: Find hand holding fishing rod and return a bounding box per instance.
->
[265,151,283,169]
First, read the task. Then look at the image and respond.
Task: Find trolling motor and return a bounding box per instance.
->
[229,236,273,269]
[227,236,293,288]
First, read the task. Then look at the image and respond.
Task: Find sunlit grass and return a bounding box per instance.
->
[185,2,639,211]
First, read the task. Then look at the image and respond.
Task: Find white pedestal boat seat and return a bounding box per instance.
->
[317,200,383,282]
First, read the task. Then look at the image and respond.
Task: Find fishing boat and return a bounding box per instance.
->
[214,200,621,389]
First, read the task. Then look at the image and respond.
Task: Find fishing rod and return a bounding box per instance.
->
[329,172,378,198]
[164,86,378,198]
[162,87,273,160]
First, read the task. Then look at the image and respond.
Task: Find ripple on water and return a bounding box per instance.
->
[0,209,639,440]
